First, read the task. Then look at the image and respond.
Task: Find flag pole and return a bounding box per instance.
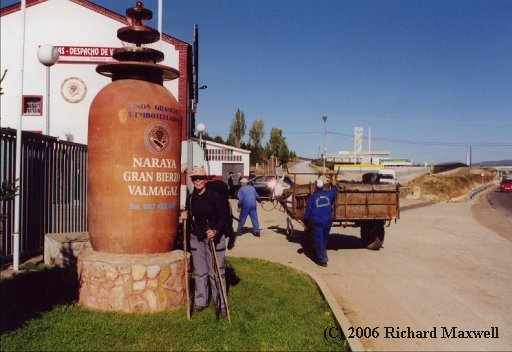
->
[13,0,28,272]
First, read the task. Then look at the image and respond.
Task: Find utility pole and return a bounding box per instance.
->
[322,115,327,168]
[368,127,372,164]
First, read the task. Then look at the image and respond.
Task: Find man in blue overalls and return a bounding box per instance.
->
[303,178,338,267]
[237,178,261,237]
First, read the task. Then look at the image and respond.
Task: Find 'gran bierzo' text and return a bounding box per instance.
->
[124,157,180,196]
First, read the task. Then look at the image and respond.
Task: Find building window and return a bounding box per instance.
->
[22,96,43,115]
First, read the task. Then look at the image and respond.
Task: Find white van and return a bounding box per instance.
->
[379,169,397,184]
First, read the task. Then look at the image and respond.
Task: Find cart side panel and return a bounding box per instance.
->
[334,183,400,220]
[292,195,309,219]
[286,182,400,221]
[289,183,315,219]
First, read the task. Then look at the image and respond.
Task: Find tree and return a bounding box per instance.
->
[266,127,285,157]
[0,179,19,234]
[249,119,265,148]
[265,127,294,165]
[201,132,224,144]
[248,120,265,165]
[212,135,224,144]
[226,133,236,147]
[228,109,246,148]
[278,142,291,165]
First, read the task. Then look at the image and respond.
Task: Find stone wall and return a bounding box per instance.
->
[44,232,93,268]
[77,250,189,313]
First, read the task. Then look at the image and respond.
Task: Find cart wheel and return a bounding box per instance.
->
[360,220,385,250]
[261,199,276,211]
[286,217,295,241]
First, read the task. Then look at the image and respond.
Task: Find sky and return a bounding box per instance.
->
[5,0,511,164]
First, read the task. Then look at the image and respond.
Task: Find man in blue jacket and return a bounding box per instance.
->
[237,178,261,237]
[303,178,338,267]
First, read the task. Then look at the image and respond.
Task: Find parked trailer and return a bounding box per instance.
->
[279,174,400,250]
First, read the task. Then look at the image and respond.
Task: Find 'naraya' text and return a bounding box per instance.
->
[384,326,499,339]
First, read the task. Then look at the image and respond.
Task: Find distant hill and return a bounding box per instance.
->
[473,160,512,167]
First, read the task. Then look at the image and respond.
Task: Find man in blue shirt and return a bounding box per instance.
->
[237,178,261,237]
[303,178,338,267]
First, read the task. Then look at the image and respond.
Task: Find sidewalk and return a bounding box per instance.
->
[228,196,512,351]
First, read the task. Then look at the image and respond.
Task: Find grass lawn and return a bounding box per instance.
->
[1,257,345,351]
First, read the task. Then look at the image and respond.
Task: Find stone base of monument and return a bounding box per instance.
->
[77,250,189,313]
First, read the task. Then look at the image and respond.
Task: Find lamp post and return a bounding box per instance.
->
[322,115,327,168]
[196,122,208,176]
[196,122,206,150]
[186,86,207,194]
[37,44,59,136]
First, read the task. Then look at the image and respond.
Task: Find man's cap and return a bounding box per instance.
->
[315,179,324,188]
[191,167,207,177]
[240,178,249,183]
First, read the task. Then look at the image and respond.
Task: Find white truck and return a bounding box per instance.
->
[378,169,397,184]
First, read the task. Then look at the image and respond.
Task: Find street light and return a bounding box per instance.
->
[196,122,210,176]
[196,122,207,162]
[37,44,59,136]
[322,115,327,168]
[196,122,206,149]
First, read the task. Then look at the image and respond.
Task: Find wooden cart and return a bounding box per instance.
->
[280,176,400,250]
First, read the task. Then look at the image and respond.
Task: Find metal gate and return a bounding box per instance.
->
[1,128,88,264]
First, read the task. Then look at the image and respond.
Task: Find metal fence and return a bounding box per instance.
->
[1,128,88,264]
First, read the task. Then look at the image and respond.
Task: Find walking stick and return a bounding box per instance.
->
[209,238,231,323]
[209,238,223,319]
[183,220,191,320]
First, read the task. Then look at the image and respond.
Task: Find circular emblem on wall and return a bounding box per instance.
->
[61,77,87,103]
[144,122,172,155]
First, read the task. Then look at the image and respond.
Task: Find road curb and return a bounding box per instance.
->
[230,254,366,352]
[294,266,366,352]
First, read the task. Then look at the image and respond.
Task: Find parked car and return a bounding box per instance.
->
[500,178,512,192]
[249,175,293,198]
[230,175,294,199]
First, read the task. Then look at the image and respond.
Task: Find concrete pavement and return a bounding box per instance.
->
[228,194,512,351]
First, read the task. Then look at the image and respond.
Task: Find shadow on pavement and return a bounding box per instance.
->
[267,225,365,265]
[267,225,288,237]
[327,233,364,250]
[236,227,261,237]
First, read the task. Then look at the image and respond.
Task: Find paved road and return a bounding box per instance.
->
[472,186,512,243]
[486,187,512,217]
[228,189,512,351]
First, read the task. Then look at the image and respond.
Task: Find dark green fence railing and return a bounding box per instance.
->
[1,128,88,264]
